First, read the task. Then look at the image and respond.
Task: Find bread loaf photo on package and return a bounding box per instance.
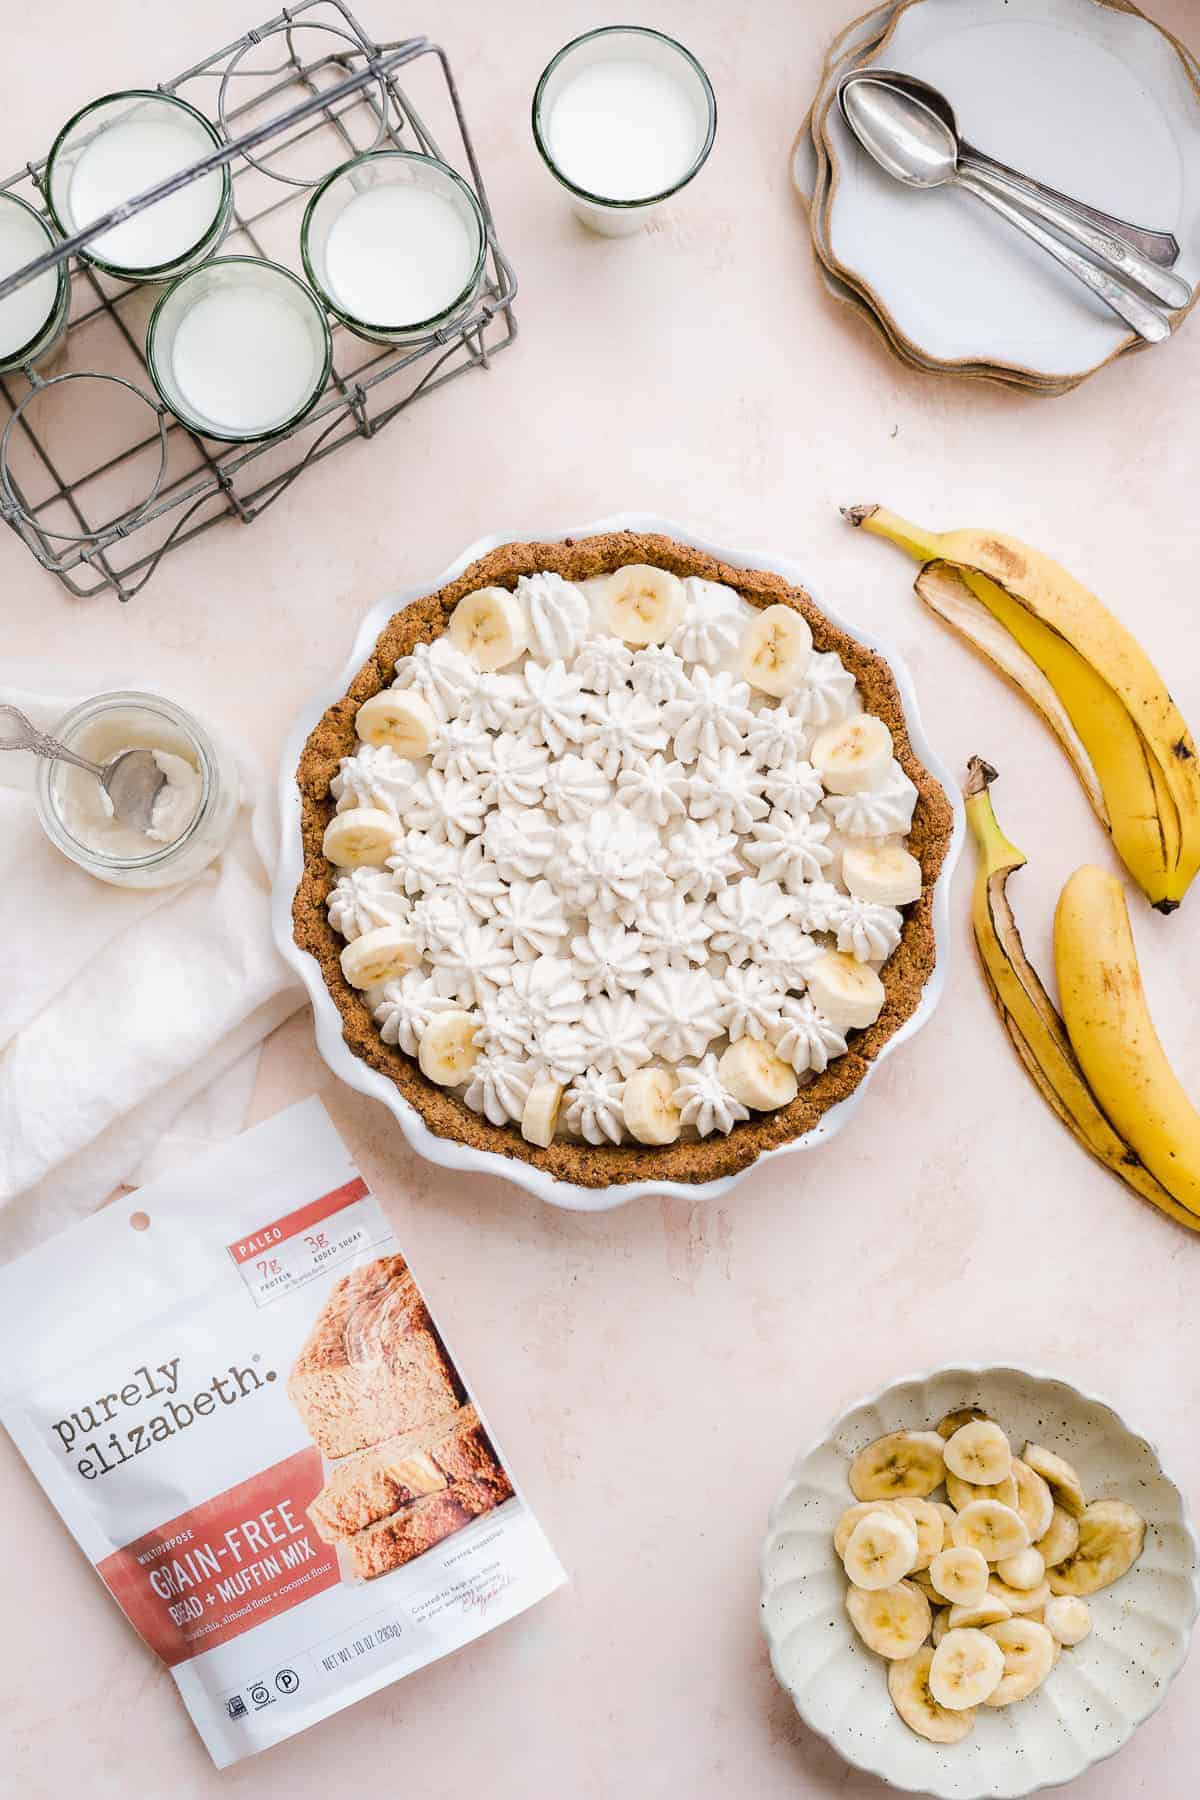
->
[291,1253,514,1580]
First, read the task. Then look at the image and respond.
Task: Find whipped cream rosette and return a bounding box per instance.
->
[317,558,932,1152]
[327,867,413,941]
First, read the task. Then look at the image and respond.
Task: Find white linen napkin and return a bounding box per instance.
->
[0,669,305,1255]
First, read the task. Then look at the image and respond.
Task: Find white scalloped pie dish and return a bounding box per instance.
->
[761,1365,1199,1798]
[272,513,964,1212]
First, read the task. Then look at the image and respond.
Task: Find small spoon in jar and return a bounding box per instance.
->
[0,703,166,830]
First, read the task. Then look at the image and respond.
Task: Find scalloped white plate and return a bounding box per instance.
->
[272,513,964,1212]
[761,1365,1199,1798]
[825,0,1200,379]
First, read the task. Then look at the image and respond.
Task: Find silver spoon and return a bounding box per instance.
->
[864,71,1190,303]
[838,75,1174,345]
[0,703,166,830]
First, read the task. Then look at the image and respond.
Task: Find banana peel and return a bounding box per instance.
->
[848,504,1200,911]
[964,759,1200,1234]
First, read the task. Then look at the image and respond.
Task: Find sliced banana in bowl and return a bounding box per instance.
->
[761,1363,1199,1799]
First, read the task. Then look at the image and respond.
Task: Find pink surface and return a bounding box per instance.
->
[3,1,1199,1794]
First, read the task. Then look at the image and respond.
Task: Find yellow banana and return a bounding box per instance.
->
[965,760,1199,1234]
[1055,865,1200,1220]
[848,505,1200,911]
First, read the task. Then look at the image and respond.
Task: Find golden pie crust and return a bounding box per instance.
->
[294,531,956,1187]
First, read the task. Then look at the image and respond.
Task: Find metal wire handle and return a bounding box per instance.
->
[0,34,430,303]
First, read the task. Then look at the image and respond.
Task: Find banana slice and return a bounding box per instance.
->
[623,1067,682,1145]
[983,1617,1056,1706]
[949,1596,1012,1630]
[1046,1499,1145,1596]
[844,1510,919,1589]
[842,843,923,906]
[448,585,528,669]
[888,1647,976,1744]
[339,925,420,989]
[937,1407,991,1440]
[996,1547,1046,1592]
[602,564,687,645]
[846,1580,931,1659]
[417,1010,480,1086]
[849,1430,946,1501]
[355,688,438,757]
[811,714,893,795]
[946,1470,1019,1514]
[894,1498,945,1571]
[909,1569,940,1607]
[930,1546,990,1606]
[1044,1596,1092,1646]
[738,604,813,697]
[521,1078,564,1148]
[1012,1457,1055,1544]
[931,1609,951,1647]
[952,1500,1029,1562]
[988,1576,1050,1616]
[1022,1442,1086,1519]
[1036,1506,1081,1569]
[805,951,886,1031]
[929,1628,1005,1710]
[322,805,400,868]
[835,1500,900,1560]
[718,1038,798,1111]
[944,1420,1012,1486]
[933,1501,959,1535]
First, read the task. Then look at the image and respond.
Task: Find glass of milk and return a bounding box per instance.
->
[532,26,716,236]
[35,691,240,889]
[0,193,70,373]
[46,91,231,282]
[146,257,332,443]
[301,151,487,344]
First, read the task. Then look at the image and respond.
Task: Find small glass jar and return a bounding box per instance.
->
[45,90,232,283]
[301,150,487,344]
[36,691,240,889]
[0,193,70,373]
[146,256,332,442]
[532,26,717,236]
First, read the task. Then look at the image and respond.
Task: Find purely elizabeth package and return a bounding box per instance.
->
[0,1099,565,1766]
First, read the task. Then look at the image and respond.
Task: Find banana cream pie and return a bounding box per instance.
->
[294,532,954,1185]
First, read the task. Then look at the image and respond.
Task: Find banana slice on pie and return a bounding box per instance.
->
[601,565,687,645]
[355,688,438,757]
[811,715,893,794]
[622,1068,682,1145]
[1046,1500,1145,1596]
[718,1038,798,1110]
[888,1647,976,1744]
[449,586,528,669]
[339,926,420,989]
[738,604,813,697]
[417,1010,480,1085]
[848,1430,946,1501]
[521,1079,564,1148]
[322,806,399,868]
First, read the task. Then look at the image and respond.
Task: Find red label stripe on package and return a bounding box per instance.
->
[227,1177,369,1264]
[97,1448,339,1667]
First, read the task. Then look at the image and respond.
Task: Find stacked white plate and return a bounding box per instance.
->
[791,0,1200,393]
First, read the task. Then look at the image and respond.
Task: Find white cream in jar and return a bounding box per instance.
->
[37,693,239,889]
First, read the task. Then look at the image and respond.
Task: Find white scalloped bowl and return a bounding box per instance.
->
[761,1365,1199,1798]
[272,513,964,1212]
